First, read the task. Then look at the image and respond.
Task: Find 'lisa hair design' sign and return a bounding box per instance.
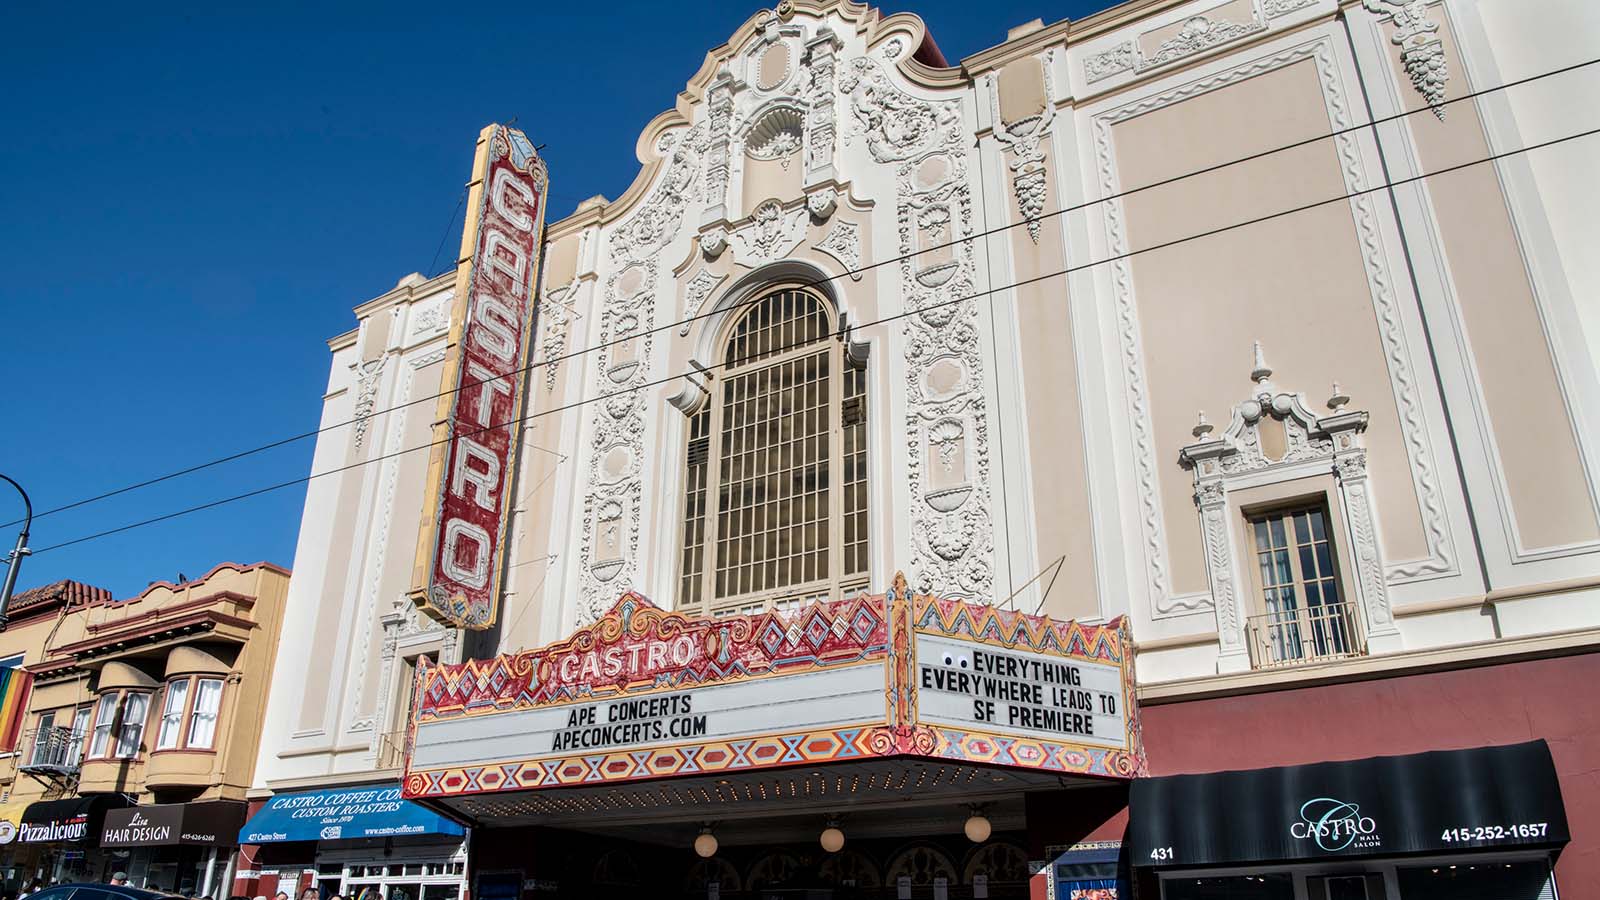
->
[411,124,548,630]
[402,574,1142,799]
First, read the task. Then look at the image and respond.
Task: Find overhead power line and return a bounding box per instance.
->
[27,123,1600,556]
[7,54,1594,532]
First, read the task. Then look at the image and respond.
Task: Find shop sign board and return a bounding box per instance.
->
[101,801,246,847]
[411,124,548,630]
[404,575,1141,800]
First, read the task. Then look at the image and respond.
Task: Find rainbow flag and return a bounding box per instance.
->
[0,666,33,752]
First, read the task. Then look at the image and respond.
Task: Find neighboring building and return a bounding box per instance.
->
[0,563,289,896]
[252,1,1600,898]
[0,579,111,891]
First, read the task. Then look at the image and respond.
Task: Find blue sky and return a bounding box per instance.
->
[0,0,1107,599]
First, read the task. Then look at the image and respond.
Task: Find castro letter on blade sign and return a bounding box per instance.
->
[414,125,547,629]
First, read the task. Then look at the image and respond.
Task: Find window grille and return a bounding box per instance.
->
[678,288,869,616]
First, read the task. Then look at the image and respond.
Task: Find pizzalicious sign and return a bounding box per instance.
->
[411,124,548,630]
[403,576,1140,798]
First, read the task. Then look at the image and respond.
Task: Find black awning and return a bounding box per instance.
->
[101,800,247,847]
[1129,740,1569,869]
[19,794,132,844]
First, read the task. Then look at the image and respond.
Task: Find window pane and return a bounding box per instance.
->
[1309,508,1328,540]
[1253,520,1271,552]
[156,679,189,750]
[1163,874,1294,900]
[1292,511,1310,543]
[188,679,223,749]
[89,693,118,758]
[116,692,149,758]
[1270,517,1287,547]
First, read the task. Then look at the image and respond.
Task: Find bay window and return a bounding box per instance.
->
[156,679,189,750]
[152,675,225,751]
[187,678,223,749]
[90,690,151,760]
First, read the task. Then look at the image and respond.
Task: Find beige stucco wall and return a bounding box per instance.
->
[1384,9,1599,552]
[1112,57,1430,595]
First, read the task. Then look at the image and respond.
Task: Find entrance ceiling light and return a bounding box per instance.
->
[820,817,845,853]
[964,804,992,843]
[694,824,719,858]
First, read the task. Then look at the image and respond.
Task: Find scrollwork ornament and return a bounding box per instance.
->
[1361,0,1448,118]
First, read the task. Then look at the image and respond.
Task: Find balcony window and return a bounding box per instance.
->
[1245,504,1365,668]
[187,678,223,749]
[156,679,189,750]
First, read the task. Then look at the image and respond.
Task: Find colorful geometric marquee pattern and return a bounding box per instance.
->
[911,594,1127,664]
[415,591,888,721]
[404,575,1144,800]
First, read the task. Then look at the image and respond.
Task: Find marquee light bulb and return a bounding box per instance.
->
[964,814,992,843]
[694,827,719,858]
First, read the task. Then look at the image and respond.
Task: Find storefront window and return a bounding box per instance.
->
[1397,861,1554,899]
[156,679,189,750]
[188,678,223,748]
[1163,874,1294,900]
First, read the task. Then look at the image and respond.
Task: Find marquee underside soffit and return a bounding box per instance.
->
[428,757,1108,830]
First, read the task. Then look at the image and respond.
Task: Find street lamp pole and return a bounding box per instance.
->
[0,474,33,632]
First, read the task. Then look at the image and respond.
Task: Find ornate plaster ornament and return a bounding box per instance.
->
[814,219,862,279]
[731,199,809,266]
[578,125,707,623]
[700,225,729,260]
[842,56,993,601]
[410,300,450,337]
[680,269,728,336]
[1179,347,1401,665]
[536,279,581,391]
[840,56,963,164]
[351,357,386,451]
[1085,43,1137,84]
[1361,0,1448,119]
[986,62,1054,243]
[1264,0,1318,17]
[805,27,842,180]
[1083,9,1266,84]
[806,186,838,221]
[1145,15,1265,69]
[882,38,905,60]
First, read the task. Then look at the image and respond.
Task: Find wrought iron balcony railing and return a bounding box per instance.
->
[18,726,85,777]
[1246,600,1367,669]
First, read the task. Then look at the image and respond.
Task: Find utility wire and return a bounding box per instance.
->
[27,124,1600,556]
[7,54,1594,532]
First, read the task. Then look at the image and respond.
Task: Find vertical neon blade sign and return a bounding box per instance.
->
[411,125,547,630]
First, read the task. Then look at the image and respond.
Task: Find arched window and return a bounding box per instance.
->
[678,287,869,616]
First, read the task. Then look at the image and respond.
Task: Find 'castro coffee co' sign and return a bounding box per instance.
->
[412,125,548,630]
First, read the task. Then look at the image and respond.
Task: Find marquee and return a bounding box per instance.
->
[403,575,1141,800]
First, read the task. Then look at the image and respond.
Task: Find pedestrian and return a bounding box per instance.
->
[299,889,319,900]
[110,873,130,887]
[276,893,289,900]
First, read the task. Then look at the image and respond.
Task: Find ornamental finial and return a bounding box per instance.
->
[1250,341,1273,385]
[1328,381,1351,412]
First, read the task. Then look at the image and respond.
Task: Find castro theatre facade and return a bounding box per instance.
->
[401,579,1140,900]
